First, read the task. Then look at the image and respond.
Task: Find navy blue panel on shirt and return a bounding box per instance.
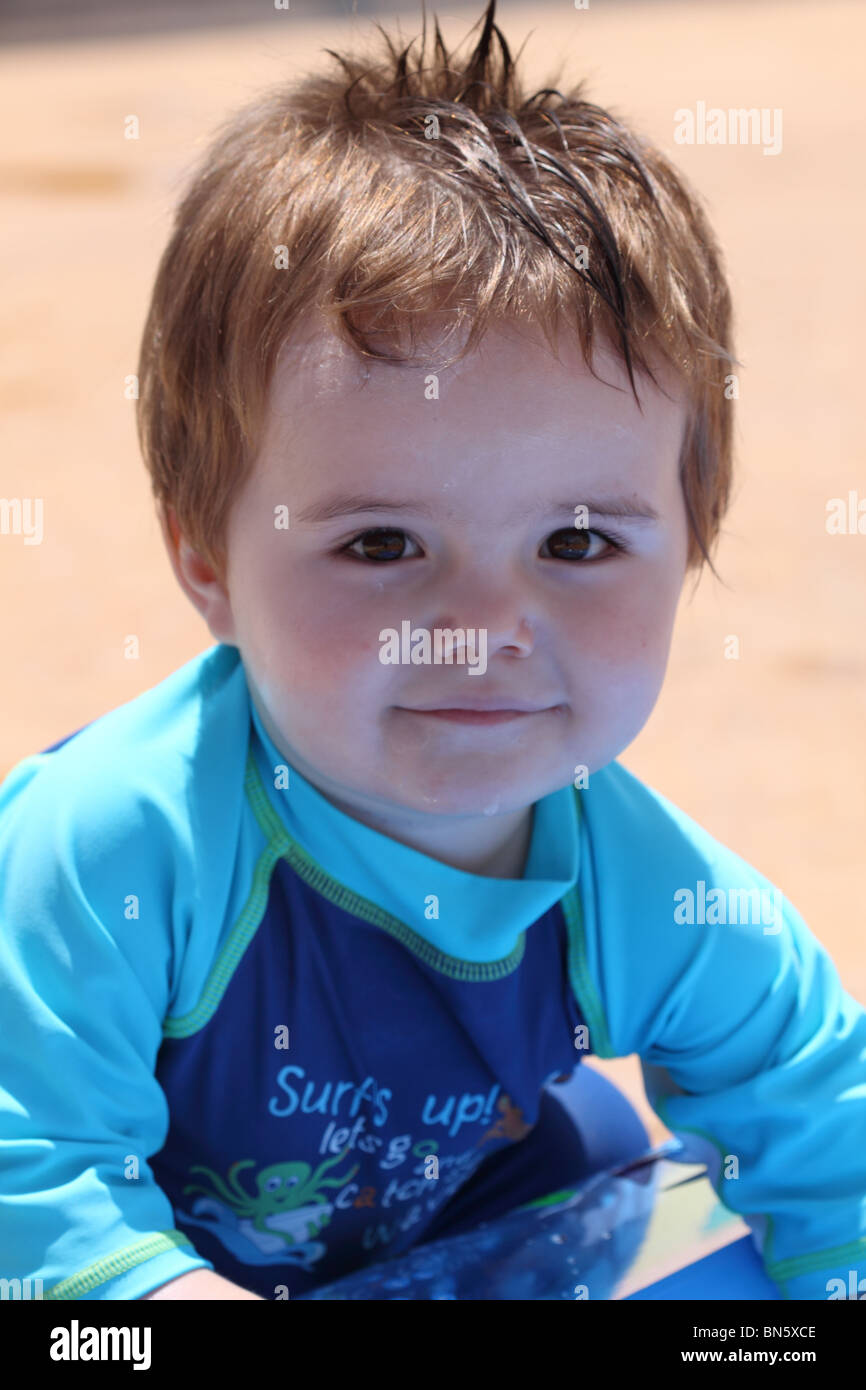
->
[150,856,588,1297]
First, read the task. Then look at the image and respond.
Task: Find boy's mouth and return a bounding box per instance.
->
[399,703,565,726]
[407,709,534,725]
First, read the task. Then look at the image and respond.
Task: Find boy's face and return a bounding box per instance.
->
[176,320,690,826]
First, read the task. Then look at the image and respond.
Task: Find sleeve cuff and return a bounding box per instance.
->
[772,1257,866,1301]
[43,1233,214,1301]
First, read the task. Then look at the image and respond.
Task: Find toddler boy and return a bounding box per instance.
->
[1,2,864,1301]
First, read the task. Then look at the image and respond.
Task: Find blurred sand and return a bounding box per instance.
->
[1,0,864,1146]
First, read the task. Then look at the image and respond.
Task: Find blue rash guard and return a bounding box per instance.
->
[0,642,864,1301]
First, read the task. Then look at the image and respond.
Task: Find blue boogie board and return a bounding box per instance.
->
[296,1144,782,1300]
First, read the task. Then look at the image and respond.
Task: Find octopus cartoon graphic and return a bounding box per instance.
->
[176,1149,359,1269]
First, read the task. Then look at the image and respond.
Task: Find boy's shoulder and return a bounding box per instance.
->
[575,757,812,1063]
[581,756,769,893]
[0,642,250,885]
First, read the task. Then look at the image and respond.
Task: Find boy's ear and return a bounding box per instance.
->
[160,505,237,645]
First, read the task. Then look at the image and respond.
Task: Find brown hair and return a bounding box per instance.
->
[136,0,737,584]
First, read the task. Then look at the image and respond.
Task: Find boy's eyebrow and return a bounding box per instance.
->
[295,495,662,524]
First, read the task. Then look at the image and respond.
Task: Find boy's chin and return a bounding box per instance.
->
[385,761,560,818]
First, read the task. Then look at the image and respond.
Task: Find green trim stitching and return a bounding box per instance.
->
[43,1231,197,1300]
[560,874,614,1057]
[764,1237,866,1282]
[163,834,285,1039]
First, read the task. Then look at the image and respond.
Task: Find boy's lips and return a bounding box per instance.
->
[398,702,564,726]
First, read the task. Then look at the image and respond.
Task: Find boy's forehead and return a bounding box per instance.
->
[259,318,688,487]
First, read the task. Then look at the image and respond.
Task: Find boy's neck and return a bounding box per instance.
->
[319,791,536,880]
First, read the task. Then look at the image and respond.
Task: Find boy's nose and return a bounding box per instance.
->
[430,610,534,658]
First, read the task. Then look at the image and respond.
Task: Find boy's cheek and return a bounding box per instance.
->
[270,640,391,718]
[556,612,666,675]
[580,577,679,653]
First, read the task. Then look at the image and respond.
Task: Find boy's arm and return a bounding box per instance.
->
[0,753,215,1300]
[636,903,866,1301]
[573,765,866,1301]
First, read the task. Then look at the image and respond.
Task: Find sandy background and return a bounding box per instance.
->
[1,0,864,1147]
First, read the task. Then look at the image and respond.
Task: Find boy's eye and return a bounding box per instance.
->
[342,528,421,562]
[541,527,623,561]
